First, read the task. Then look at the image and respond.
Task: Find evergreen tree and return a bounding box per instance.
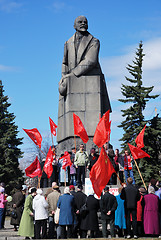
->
[118,42,160,185]
[133,115,161,184]
[118,41,159,148]
[0,80,23,193]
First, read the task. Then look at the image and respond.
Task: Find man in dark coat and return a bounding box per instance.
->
[74,185,87,238]
[100,186,118,238]
[120,177,141,239]
[10,185,25,231]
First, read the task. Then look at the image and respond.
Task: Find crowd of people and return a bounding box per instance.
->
[0,143,161,239]
[0,178,160,239]
[40,143,135,188]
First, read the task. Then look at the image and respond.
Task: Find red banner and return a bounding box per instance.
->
[135,125,146,149]
[49,117,57,136]
[23,128,42,148]
[128,143,150,160]
[25,156,42,178]
[44,147,53,178]
[90,147,115,197]
[73,113,89,143]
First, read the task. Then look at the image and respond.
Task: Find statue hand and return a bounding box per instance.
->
[61,72,74,80]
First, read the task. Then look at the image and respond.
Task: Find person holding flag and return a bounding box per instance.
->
[74,144,89,186]
[123,150,135,184]
[49,145,59,187]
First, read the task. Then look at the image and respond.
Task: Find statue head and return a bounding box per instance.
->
[74,15,88,32]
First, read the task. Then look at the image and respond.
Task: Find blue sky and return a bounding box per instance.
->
[0,0,161,161]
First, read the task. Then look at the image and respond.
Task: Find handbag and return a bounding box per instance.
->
[80,201,88,218]
[11,209,17,219]
[54,207,60,224]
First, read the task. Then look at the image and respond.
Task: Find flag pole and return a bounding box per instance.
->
[64,169,66,187]
[51,132,54,146]
[38,177,41,188]
[74,134,77,152]
[114,171,123,186]
[133,159,147,190]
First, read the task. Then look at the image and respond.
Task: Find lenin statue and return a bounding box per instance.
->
[57,16,111,153]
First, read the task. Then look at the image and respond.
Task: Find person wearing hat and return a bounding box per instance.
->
[47,183,61,239]
[100,186,118,238]
[18,187,37,239]
[69,185,76,197]
[57,187,75,238]
[10,184,25,231]
[33,189,48,239]
[137,187,147,237]
[73,185,87,238]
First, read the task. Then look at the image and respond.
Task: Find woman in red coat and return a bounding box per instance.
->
[137,187,147,237]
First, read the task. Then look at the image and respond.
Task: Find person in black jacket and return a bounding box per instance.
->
[74,185,87,238]
[80,190,100,238]
[120,177,141,239]
[87,148,99,171]
[100,186,118,238]
[40,158,48,188]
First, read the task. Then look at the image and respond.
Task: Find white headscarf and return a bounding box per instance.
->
[64,187,70,194]
[36,188,43,195]
[148,186,155,194]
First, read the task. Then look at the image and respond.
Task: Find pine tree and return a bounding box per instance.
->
[118,42,160,185]
[0,80,23,193]
[118,41,159,149]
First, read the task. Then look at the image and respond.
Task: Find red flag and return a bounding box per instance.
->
[60,151,72,170]
[73,113,89,143]
[44,147,53,178]
[128,143,150,160]
[25,156,42,178]
[23,128,42,148]
[106,121,111,142]
[102,110,110,129]
[102,110,111,142]
[90,147,115,197]
[93,117,107,148]
[135,125,146,149]
[49,117,57,136]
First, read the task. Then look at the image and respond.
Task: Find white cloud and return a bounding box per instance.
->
[101,38,161,102]
[0,64,19,71]
[0,0,23,13]
[144,38,161,70]
[52,1,65,11]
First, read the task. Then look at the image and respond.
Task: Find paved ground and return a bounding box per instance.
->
[0,218,159,240]
[0,217,24,240]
